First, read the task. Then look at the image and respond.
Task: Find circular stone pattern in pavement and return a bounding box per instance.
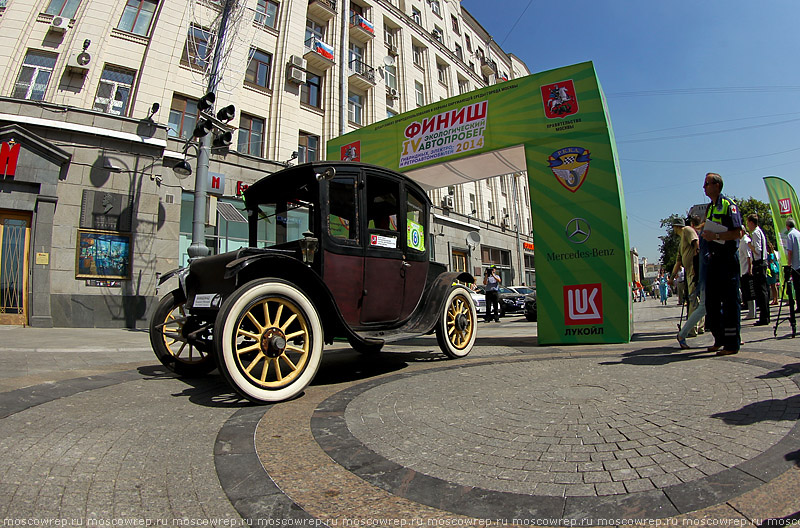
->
[344,358,800,498]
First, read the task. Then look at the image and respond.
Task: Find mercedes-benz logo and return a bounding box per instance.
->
[566,217,591,244]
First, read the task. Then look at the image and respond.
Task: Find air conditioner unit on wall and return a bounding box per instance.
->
[288,67,306,84]
[388,44,398,56]
[442,195,454,209]
[386,86,398,99]
[289,55,307,69]
[50,16,69,32]
[67,51,91,73]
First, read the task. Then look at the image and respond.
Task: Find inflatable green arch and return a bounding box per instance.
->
[327,61,632,344]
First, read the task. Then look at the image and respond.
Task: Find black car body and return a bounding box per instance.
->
[475,285,525,317]
[150,162,477,403]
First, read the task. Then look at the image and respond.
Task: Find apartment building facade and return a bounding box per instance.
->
[0,0,535,327]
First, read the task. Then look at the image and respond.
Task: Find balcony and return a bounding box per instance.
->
[304,36,335,70]
[348,58,376,90]
[480,58,497,77]
[308,0,336,21]
[349,12,375,42]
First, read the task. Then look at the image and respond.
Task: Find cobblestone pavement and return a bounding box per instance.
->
[344,359,799,498]
[1,301,799,524]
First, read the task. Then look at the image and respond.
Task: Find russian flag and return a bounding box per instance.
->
[314,40,334,60]
[357,15,374,34]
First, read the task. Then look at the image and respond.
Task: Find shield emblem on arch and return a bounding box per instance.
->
[548,147,591,192]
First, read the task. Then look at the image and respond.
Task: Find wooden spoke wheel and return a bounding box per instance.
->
[149,290,215,376]
[214,280,323,403]
[436,286,477,358]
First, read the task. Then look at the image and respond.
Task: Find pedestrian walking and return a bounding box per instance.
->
[746,214,771,325]
[658,273,668,305]
[700,172,744,356]
[767,240,780,305]
[785,218,800,314]
[677,236,710,349]
[739,231,756,320]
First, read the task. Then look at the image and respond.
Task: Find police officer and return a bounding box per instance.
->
[700,172,744,355]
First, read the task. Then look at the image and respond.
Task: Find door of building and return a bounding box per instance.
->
[0,210,31,325]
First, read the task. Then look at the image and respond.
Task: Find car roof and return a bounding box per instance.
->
[244,161,432,207]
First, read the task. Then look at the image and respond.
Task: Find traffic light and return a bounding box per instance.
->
[192,118,213,138]
[216,104,235,122]
[197,92,216,112]
[213,130,233,147]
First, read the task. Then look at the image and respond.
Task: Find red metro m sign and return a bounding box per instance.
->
[1,141,21,178]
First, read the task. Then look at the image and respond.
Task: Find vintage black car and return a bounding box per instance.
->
[149,162,477,403]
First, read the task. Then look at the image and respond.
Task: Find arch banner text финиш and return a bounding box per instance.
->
[327,61,632,344]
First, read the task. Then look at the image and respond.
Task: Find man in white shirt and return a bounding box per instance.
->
[746,214,770,325]
[739,231,756,319]
[786,218,800,314]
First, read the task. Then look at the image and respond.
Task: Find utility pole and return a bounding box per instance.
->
[188,0,235,259]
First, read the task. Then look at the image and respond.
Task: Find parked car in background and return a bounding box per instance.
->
[470,288,486,316]
[497,286,525,316]
[508,286,535,296]
[524,292,537,321]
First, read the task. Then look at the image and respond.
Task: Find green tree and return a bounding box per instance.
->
[658,213,683,271]
[730,195,777,249]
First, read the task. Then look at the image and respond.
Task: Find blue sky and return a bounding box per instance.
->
[461,0,800,264]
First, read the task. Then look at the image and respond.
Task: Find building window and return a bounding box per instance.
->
[384,25,398,48]
[469,193,476,214]
[458,77,469,94]
[430,0,440,17]
[412,45,424,68]
[387,109,397,118]
[432,25,443,44]
[414,81,424,107]
[45,0,80,18]
[436,63,448,86]
[349,42,364,73]
[254,0,278,28]
[167,95,199,139]
[117,0,157,36]
[468,61,475,73]
[411,7,421,25]
[384,63,397,91]
[301,72,322,108]
[182,25,214,70]
[450,14,459,34]
[245,48,272,89]
[465,34,472,52]
[454,43,463,61]
[348,92,363,125]
[306,19,325,42]
[93,66,135,116]
[12,50,57,101]
[298,132,319,163]
[237,114,265,157]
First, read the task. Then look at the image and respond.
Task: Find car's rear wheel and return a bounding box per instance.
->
[149,290,216,376]
[436,286,477,358]
[214,280,323,403]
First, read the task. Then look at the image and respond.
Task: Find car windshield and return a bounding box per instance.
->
[513,287,533,295]
[498,287,514,294]
[254,198,314,248]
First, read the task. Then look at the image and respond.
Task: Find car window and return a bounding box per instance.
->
[498,287,513,294]
[513,287,533,295]
[328,176,358,242]
[366,175,400,249]
[406,188,426,253]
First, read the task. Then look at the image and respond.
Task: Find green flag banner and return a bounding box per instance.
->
[764,176,800,276]
[327,61,632,345]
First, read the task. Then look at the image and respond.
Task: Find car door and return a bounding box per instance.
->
[399,185,429,319]
[322,169,364,326]
[361,172,404,324]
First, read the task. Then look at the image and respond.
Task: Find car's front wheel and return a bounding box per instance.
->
[214,280,323,403]
[436,286,477,359]
[149,290,216,376]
